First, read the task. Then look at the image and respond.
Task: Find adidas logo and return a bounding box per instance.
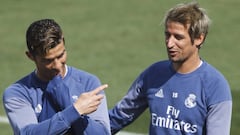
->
[155,88,164,98]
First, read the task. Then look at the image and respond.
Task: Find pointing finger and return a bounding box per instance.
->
[91,84,108,95]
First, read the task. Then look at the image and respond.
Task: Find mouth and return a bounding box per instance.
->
[54,71,62,76]
[168,50,177,57]
[49,70,61,77]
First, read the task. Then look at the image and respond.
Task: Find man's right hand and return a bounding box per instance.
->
[73,84,108,115]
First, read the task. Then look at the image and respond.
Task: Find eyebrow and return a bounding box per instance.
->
[56,49,66,59]
[43,49,66,61]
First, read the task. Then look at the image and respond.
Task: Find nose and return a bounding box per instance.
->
[52,58,62,71]
[166,36,175,48]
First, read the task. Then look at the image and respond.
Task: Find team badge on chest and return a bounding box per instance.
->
[184,94,197,108]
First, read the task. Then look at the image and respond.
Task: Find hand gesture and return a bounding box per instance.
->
[73,84,108,115]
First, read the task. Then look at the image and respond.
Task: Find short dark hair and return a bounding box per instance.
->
[26,19,64,56]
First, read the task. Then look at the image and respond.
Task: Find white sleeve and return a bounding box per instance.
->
[206,101,232,135]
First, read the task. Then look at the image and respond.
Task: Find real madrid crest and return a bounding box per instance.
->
[184,94,197,108]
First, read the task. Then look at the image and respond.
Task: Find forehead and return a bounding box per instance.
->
[165,21,190,34]
[43,41,65,59]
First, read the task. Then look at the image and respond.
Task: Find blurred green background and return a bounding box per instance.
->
[0,0,239,134]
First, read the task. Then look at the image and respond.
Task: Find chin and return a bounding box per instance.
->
[169,58,182,63]
[48,74,58,80]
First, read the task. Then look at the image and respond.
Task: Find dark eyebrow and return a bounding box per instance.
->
[42,49,66,62]
[57,49,66,59]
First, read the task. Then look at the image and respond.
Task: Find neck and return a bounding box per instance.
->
[35,64,68,81]
[172,58,202,74]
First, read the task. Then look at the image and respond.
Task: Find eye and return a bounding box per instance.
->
[164,32,170,39]
[42,58,53,64]
[57,50,66,59]
[175,34,184,40]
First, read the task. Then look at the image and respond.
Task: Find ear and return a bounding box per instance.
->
[25,51,35,61]
[194,34,205,48]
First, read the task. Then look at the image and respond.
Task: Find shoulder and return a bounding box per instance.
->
[64,66,101,90]
[199,61,228,83]
[3,80,30,103]
[66,66,100,80]
[3,72,40,101]
[148,60,171,69]
[140,60,172,78]
[198,61,231,104]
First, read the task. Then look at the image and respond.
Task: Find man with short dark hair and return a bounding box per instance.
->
[3,19,110,135]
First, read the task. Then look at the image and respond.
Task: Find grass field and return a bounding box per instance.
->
[0,0,239,134]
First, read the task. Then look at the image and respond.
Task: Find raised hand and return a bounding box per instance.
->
[73,84,108,115]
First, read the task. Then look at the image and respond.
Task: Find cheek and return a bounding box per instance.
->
[60,53,67,64]
[177,40,193,51]
[182,45,197,58]
[37,63,51,72]
[174,42,185,51]
[34,60,51,71]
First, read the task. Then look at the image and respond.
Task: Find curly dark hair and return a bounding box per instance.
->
[26,19,64,56]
